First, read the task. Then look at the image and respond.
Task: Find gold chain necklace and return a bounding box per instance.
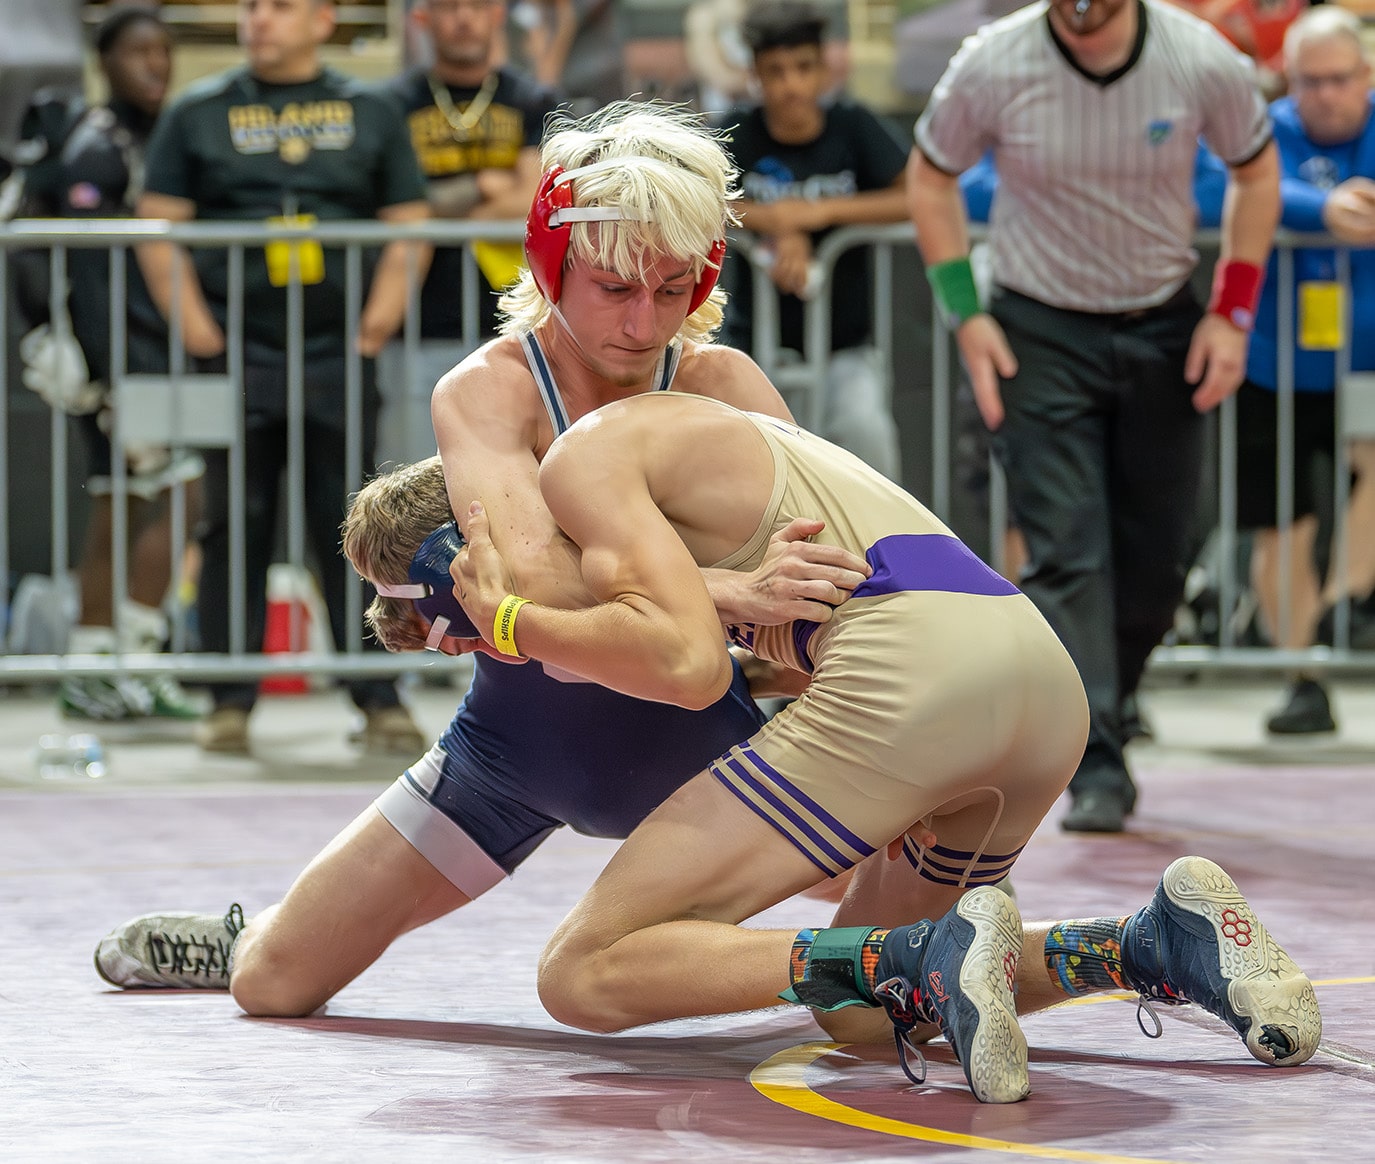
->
[427,70,499,140]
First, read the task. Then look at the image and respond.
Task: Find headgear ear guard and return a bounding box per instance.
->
[372,521,480,651]
[524,164,727,311]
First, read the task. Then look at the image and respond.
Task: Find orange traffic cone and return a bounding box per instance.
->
[260,564,312,695]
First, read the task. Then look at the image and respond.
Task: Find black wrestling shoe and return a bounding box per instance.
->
[1120,857,1321,1067]
[873,886,1029,1103]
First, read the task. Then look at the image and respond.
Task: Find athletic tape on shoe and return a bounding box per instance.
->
[779,925,880,1012]
[373,521,480,645]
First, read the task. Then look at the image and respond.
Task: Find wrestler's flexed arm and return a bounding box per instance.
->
[432,341,598,614]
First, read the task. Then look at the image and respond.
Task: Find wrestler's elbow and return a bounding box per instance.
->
[647,642,732,710]
[681,656,735,711]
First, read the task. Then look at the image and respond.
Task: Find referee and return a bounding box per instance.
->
[909,0,1280,832]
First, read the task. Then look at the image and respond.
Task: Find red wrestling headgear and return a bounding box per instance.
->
[523,164,727,310]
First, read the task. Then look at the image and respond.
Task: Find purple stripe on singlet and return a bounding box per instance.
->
[902,836,1023,884]
[717,755,853,871]
[852,534,1019,600]
[713,758,835,876]
[738,743,877,859]
[925,840,1026,864]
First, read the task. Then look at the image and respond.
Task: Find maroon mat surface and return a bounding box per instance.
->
[4,756,1371,1162]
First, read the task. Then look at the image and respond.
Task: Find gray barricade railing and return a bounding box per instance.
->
[4,217,1373,682]
[736,222,1375,675]
[1,217,522,682]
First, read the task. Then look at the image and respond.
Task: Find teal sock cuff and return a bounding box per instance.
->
[780,925,882,1013]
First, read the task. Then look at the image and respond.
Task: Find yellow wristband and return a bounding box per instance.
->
[493,594,530,657]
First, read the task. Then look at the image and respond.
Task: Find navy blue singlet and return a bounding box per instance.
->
[405,334,765,871]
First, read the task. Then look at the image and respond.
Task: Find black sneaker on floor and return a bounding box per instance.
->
[1265,678,1336,736]
[1062,787,1129,833]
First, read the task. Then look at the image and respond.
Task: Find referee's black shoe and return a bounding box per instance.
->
[1062,787,1130,833]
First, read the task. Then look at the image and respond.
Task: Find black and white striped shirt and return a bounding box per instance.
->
[916,0,1271,312]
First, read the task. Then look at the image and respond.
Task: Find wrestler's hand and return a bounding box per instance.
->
[705,517,871,626]
[451,501,520,650]
[886,818,938,859]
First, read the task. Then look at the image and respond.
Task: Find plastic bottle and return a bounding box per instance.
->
[34,733,107,780]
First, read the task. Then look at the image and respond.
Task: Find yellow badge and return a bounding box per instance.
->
[471,240,527,290]
[279,136,311,165]
[1298,281,1343,351]
[265,214,325,287]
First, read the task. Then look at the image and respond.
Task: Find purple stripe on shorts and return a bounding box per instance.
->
[711,760,837,876]
[852,534,1019,600]
[740,744,877,859]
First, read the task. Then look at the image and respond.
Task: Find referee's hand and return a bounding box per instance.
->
[957,315,1019,431]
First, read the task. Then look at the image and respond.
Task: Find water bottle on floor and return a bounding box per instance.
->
[34,733,107,780]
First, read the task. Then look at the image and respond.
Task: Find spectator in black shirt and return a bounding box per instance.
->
[45,8,206,724]
[380,0,561,465]
[136,0,433,756]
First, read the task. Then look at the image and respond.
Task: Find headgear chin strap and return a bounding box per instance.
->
[524,164,727,310]
[373,521,480,650]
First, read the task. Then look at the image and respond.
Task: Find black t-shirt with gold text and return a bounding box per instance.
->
[143,66,426,364]
[386,65,561,339]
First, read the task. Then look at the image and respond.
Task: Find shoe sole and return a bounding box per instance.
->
[1161,856,1322,1067]
[951,886,1030,1103]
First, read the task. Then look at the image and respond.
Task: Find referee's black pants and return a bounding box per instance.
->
[989,286,1206,799]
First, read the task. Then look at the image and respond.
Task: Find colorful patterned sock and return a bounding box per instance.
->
[1044,916,1131,995]
[781,926,890,1011]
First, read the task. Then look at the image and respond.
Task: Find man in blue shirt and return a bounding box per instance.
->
[1198,6,1375,734]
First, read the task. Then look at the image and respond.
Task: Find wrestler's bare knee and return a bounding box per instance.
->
[536,926,635,1035]
[228,913,331,1018]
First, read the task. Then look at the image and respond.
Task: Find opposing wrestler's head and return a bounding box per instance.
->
[500,100,740,347]
[342,457,481,655]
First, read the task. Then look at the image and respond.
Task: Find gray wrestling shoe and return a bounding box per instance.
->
[94,904,245,989]
[1121,857,1322,1066]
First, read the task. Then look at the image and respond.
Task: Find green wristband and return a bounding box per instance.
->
[926,257,983,329]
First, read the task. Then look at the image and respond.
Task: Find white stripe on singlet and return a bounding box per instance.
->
[518,331,682,435]
[915,0,1270,312]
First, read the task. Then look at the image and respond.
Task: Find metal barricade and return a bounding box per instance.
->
[3,215,1373,683]
[0,217,522,683]
[736,222,1375,676]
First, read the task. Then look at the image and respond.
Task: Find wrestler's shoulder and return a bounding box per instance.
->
[672,341,771,402]
[435,336,536,397]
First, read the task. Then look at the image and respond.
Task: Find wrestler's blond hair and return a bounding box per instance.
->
[499,100,740,344]
[341,456,453,654]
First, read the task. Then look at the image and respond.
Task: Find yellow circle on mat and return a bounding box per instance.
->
[750,1040,1187,1164]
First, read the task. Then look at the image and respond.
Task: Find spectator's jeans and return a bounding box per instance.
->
[988,287,1206,796]
[376,337,480,467]
[777,345,902,481]
[195,358,401,715]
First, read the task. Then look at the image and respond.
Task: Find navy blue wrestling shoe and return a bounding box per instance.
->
[873,886,1029,1103]
[1121,856,1322,1066]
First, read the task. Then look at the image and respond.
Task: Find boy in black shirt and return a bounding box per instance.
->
[720,0,909,480]
[43,8,205,724]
